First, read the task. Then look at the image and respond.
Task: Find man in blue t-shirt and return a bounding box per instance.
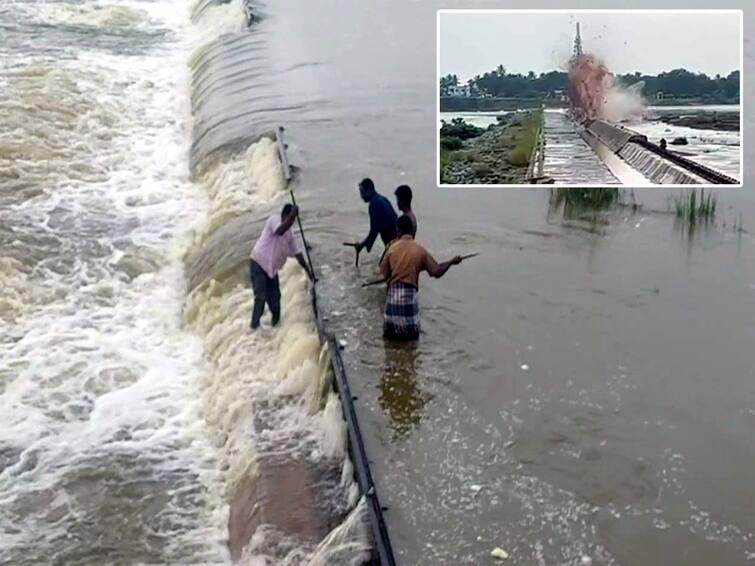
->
[354,177,398,255]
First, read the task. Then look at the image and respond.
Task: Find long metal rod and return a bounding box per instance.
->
[276,127,317,277]
[327,336,397,566]
[276,125,397,565]
[362,253,479,287]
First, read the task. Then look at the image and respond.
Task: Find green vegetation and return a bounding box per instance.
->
[440,67,567,99]
[548,188,624,230]
[440,136,463,151]
[439,117,484,140]
[617,69,740,102]
[439,112,542,184]
[439,67,740,103]
[552,188,620,209]
[671,189,717,223]
[439,145,468,170]
[507,113,541,167]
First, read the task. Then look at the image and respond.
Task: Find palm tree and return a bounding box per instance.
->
[466,78,476,96]
[439,74,459,96]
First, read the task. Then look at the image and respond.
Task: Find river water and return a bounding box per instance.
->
[442,109,742,184]
[1,1,753,565]
[0,0,364,564]
[0,1,232,563]
[630,119,742,180]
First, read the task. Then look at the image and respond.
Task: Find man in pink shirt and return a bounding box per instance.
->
[250,203,314,329]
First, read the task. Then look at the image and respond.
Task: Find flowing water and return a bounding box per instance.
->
[629,119,742,181]
[0,1,230,563]
[1,0,365,564]
[440,111,516,129]
[2,1,754,565]
[544,111,740,185]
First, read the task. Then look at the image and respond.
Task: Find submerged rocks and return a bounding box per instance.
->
[657,111,740,132]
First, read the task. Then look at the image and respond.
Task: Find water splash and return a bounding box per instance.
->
[182,134,365,561]
[568,54,645,123]
[36,4,149,29]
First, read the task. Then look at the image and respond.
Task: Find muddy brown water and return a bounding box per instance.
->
[255,0,754,563]
[1,0,752,564]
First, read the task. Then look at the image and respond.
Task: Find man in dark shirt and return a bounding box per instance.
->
[394,184,417,234]
[354,178,398,255]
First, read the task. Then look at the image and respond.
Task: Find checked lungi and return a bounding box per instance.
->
[383,281,420,341]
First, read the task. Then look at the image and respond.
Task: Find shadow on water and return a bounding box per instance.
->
[378,340,432,441]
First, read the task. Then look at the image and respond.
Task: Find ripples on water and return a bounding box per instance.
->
[3,1,754,565]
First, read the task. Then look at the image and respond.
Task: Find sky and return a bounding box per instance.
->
[438,11,742,80]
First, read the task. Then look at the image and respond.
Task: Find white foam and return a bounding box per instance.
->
[33,3,150,29]
[0,1,229,562]
[184,130,362,559]
[303,498,372,566]
[195,0,247,39]
[188,0,248,69]
[190,138,286,251]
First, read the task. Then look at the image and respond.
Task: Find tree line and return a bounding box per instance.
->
[440,66,740,101]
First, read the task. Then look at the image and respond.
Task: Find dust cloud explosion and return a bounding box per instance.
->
[568,53,645,123]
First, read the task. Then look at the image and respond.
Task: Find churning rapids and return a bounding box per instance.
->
[2,1,755,565]
[0,0,366,564]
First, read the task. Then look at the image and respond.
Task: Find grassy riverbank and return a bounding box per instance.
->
[439,111,542,184]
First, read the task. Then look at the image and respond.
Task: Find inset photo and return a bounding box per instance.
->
[437,9,743,187]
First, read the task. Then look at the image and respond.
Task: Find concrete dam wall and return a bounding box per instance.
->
[582,119,739,185]
[184,1,393,563]
[539,110,738,185]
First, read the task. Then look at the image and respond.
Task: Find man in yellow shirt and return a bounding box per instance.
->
[379,215,462,340]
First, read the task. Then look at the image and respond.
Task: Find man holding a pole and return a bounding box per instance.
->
[348,178,398,262]
[379,215,463,341]
[249,203,314,330]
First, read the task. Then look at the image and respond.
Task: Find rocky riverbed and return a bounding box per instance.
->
[653,110,740,132]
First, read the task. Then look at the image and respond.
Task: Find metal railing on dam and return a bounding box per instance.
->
[538,111,739,185]
[187,2,397,562]
[276,128,396,565]
[582,119,739,185]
